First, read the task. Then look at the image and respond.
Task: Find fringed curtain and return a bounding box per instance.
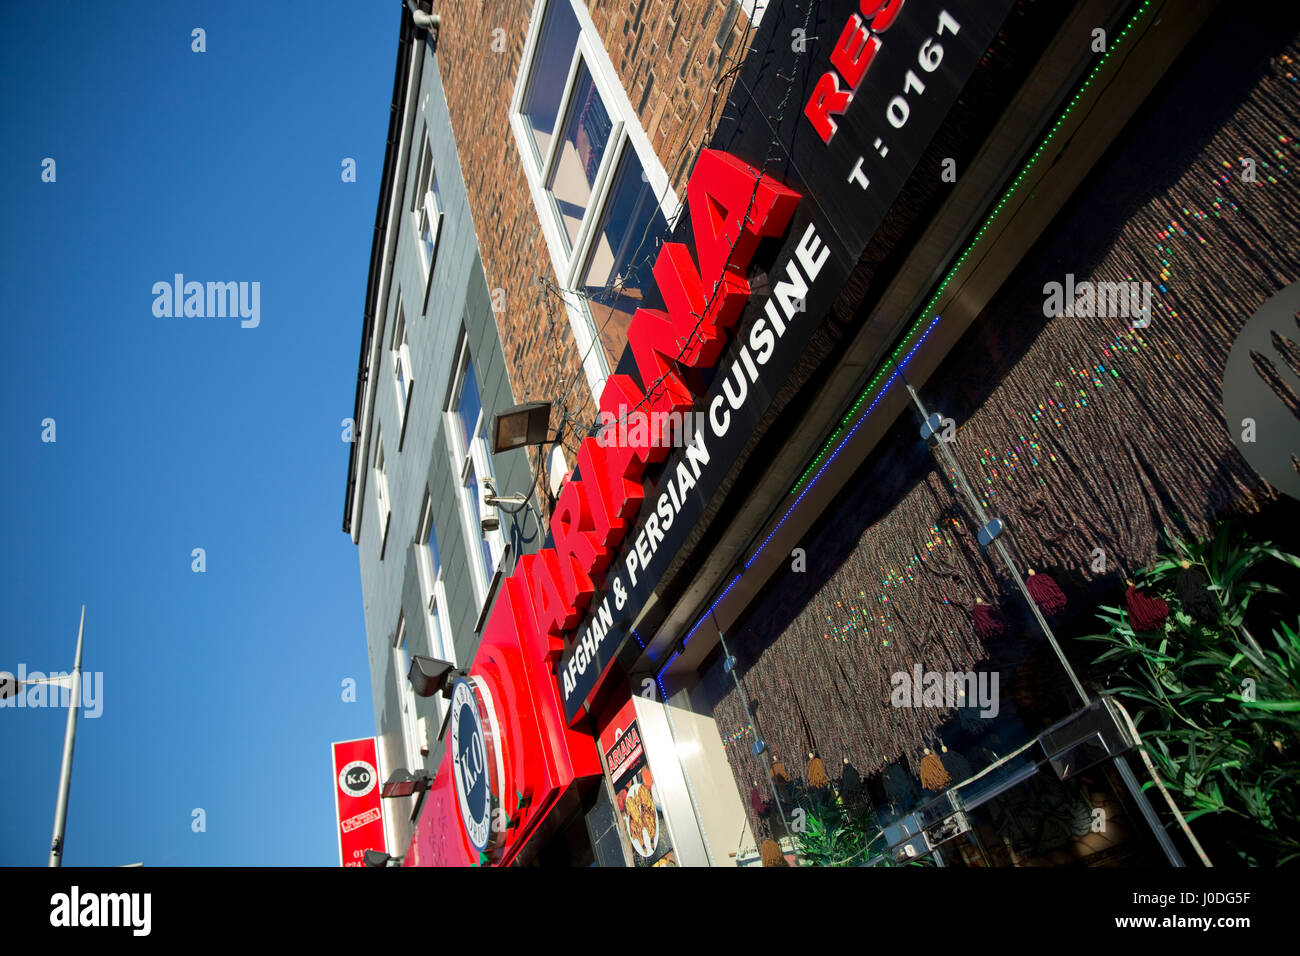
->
[711,29,1300,832]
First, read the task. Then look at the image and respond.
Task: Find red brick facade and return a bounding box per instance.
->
[431,0,753,514]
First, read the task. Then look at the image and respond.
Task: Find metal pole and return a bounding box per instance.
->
[716,626,794,857]
[48,605,85,867]
[901,379,1186,866]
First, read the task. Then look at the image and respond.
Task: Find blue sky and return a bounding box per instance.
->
[0,2,397,865]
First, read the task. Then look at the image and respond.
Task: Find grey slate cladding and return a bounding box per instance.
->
[353,46,544,852]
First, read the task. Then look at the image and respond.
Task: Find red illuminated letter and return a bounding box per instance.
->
[576,436,643,550]
[687,149,801,293]
[830,15,881,89]
[599,373,681,468]
[549,478,605,613]
[805,72,852,144]
[523,550,577,638]
[862,0,906,33]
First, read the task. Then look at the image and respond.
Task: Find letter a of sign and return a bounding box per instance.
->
[688,150,801,296]
[624,152,798,429]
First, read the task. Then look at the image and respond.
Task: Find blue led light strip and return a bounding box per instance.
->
[656,316,938,676]
[654,0,1157,675]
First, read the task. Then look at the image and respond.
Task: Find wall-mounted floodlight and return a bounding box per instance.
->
[492,402,552,454]
[407,655,456,699]
[381,768,432,799]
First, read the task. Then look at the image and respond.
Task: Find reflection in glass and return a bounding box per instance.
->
[546,63,611,249]
[464,469,494,582]
[521,0,580,165]
[580,150,668,369]
[456,356,482,453]
[424,519,440,578]
[420,173,440,264]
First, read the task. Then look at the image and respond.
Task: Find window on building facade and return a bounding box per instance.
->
[445,339,504,605]
[412,132,443,278]
[510,0,677,394]
[392,613,423,770]
[416,489,454,672]
[391,298,413,437]
[373,427,392,558]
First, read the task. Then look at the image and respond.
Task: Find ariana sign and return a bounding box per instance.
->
[472,0,1017,725]
[508,149,801,714]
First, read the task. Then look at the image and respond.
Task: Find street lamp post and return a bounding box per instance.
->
[48,605,85,867]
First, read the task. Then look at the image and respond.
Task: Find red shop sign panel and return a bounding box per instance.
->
[332,737,387,868]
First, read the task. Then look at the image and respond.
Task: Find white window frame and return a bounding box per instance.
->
[373,427,392,559]
[444,338,505,609]
[415,490,455,728]
[411,131,444,280]
[738,1,769,31]
[393,613,425,770]
[391,297,414,445]
[509,0,682,402]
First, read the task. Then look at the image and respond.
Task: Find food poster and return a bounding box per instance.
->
[599,699,677,867]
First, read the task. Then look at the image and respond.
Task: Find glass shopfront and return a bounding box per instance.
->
[612,8,1300,867]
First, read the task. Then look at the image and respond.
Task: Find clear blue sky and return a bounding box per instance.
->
[1,2,397,865]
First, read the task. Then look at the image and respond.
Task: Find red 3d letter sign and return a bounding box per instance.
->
[804,0,906,144]
[515,149,799,663]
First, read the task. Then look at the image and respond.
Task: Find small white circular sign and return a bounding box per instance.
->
[450,680,493,853]
[338,759,377,799]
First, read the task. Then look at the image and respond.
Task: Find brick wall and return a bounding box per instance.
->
[430,0,753,516]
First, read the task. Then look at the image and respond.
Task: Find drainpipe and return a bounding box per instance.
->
[405,1,441,30]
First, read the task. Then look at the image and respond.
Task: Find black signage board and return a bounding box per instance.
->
[729,0,1018,255]
[555,0,1017,723]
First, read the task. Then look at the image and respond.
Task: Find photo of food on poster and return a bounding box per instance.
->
[600,702,677,867]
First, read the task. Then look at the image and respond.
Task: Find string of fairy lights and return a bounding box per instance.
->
[543,2,814,433]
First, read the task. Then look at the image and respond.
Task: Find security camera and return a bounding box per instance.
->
[481,477,527,521]
[480,481,501,533]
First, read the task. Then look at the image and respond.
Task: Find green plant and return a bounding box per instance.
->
[791,791,886,866]
[1080,523,1300,865]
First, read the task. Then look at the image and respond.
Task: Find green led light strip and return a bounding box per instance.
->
[789,0,1154,497]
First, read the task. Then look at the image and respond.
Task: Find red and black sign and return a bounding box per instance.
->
[552,0,1018,722]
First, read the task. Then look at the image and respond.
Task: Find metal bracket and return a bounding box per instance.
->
[1039,697,1138,781]
[977,518,1004,547]
[919,411,946,446]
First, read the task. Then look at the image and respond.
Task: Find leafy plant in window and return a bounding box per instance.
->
[789,781,887,866]
[1080,523,1300,865]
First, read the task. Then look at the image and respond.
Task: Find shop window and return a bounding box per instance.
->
[445,339,504,604]
[510,0,678,395]
[372,426,392,559]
